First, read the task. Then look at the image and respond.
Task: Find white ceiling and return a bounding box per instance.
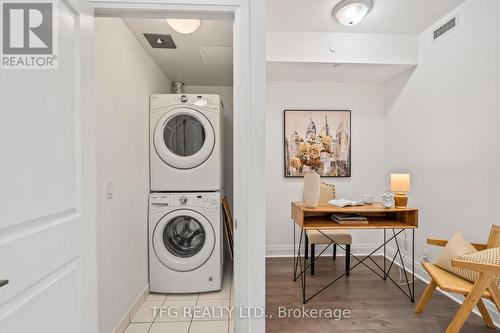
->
[123,18,233,86]
[267,0,466,34]
[267,62,416,84]
[122,1,465,86]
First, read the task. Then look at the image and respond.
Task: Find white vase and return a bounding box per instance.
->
[303,169,320,208]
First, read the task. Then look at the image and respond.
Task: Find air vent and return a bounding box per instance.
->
[433,16,457,41]
[143,33,176,49]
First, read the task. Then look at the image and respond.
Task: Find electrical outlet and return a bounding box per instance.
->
[423,248,430,262]
[106,180,113,199]
[397,235,408,250]
[396,236,408,250]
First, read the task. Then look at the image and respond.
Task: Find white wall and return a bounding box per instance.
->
[385,0,500,263]
[183,86,234,211]
[266,82,387,256]
[267,31,418,65]
[95,18,170,333]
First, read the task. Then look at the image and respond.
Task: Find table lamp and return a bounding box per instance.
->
[390,173,411,208]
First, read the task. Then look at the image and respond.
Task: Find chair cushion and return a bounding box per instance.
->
[306,230,352,244]
[435,231,477,275]
[319,182,336,203]
[455,247,500,288]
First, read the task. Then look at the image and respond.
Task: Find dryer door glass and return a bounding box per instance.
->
[154,108,215,170]
[163,216,206,258]
[164,115,205,157]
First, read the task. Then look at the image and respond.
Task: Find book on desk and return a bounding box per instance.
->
[331,213,369,224]
[328,199,365,207]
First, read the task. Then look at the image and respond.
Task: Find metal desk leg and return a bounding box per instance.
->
[305,235,309,260]
[383,229,387,280]
[293,223,296,281]
[293,228,304,281]
[294,228,415,304]
[412,228,415,303]
[303,237,307,304]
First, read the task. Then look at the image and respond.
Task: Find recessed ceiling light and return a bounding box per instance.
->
[166,19,201,34]
[333,0,372,26]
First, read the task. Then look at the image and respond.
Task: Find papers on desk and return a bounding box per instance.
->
[331,213,368,224]
[328,199,365,207]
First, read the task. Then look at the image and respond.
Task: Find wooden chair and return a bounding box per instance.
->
[304,183,352,276]
[415,225,500,333]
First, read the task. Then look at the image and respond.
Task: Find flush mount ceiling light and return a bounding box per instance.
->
[166,19,201,34]
[333,0,372,26]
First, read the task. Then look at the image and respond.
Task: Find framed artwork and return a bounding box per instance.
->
[284,109,351,177]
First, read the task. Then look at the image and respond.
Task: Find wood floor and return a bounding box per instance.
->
[266,257,498,333]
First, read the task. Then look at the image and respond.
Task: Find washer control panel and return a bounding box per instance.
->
[150,193,219,209]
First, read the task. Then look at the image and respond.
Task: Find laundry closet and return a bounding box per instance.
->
[94,15,234,333]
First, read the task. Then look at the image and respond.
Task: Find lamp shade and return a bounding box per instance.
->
[391,173,411,193]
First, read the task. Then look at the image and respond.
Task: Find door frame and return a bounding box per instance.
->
[89,1,266,332]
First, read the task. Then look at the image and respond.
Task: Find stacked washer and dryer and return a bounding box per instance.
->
[149,94,223,293]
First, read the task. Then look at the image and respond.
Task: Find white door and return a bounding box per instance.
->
[153,107,215,169]
[0,0,97,332]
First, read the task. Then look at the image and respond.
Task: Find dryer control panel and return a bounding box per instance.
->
[150,94,221,111]
[150,193,219,209]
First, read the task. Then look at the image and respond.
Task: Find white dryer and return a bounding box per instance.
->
[149,192,222,293]
[150,94,222,192]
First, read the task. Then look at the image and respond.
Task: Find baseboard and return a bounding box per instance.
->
[385,246,500,328]
[266,243,383,258]
[111,284,149,333]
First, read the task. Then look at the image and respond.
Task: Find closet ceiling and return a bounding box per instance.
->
[123,18,233,86]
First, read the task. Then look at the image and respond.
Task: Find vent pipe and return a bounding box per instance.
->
[171,81,184,94]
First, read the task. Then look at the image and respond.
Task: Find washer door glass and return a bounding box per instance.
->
[153,209,215,272]
[154,108,215,170]
[163,216,206,258]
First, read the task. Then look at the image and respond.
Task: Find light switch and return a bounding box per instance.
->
[106,180,113,199]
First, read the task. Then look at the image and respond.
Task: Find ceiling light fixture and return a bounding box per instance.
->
[166,19,201,34]
[333,0,372,26]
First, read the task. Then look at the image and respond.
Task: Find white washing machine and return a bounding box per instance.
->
[149,192,222,293]
[150,94,222,192]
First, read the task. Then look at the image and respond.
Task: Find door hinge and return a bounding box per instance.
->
[234,219,237,229]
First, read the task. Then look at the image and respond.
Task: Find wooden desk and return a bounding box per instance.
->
[291,202,419,304]
[291,202,418,229]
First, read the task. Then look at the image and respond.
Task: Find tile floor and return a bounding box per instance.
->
[124,268,234,333]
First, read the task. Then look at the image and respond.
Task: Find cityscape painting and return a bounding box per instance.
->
[284,110,351,177]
